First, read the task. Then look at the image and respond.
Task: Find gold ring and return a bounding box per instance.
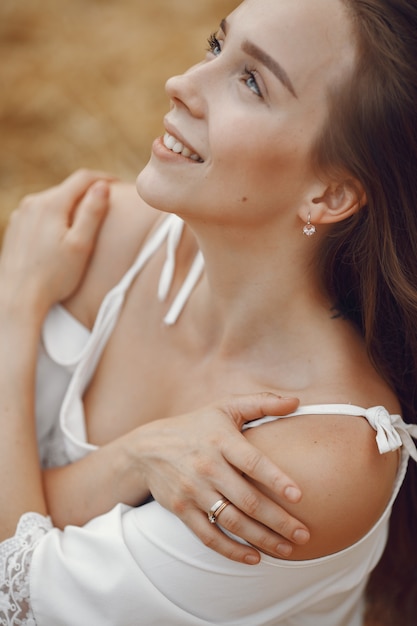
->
[208,498,230,524]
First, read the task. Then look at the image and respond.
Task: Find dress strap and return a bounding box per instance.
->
[162,251,205,326]
[71,213,198,362]
[57,214,205,460]
[243,403,417,460]
[156,215,205,326]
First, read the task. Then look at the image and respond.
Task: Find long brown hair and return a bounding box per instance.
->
[312,1,417,623]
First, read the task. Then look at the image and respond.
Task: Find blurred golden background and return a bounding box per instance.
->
[0,0,238,235]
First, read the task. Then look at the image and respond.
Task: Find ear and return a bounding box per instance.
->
[302,179,366,226]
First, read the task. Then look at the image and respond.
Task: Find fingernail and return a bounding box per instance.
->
[284,486,301,502]
[276,543,292,557]
[293,529,310,544]
[91,181,109,198]
[244,554,260,565]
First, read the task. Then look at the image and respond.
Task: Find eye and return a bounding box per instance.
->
[243,66,262,98]
[207,32,222,57]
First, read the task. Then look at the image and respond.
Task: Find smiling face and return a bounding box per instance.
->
[137,0,356,232]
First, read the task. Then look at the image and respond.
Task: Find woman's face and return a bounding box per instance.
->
[137,0,356,230]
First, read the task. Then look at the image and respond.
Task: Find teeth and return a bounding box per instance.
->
[172,142,183,154]
[164,134,176,150]
[163,133,202,162]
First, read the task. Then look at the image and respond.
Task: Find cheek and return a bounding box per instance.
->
[205,129,316,223]
[216,115,308,172]
[212,134,306,199]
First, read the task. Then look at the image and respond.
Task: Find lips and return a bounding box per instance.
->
[163,132,203,162]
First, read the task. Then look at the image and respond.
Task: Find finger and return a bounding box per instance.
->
[202,492,297,558]
[225,392,299,428]
[68,180,110,249]
[183,509,262,565]
[214,501,296,558]
[60,168,117,192]
[222,434,302,504]
[215,474,310,545]
[52,169,117,217]
[221,393,302,501]
[15,170,113,215]
[203,462,309,546]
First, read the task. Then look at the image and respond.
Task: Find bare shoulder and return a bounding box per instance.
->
[64,181,162,328]
[244,406,399,560]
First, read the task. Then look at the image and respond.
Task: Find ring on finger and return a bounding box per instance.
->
[208,498,231,524]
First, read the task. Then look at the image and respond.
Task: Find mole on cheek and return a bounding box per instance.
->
[241,197,248,203]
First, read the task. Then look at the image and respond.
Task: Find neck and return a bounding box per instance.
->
[184,218,332,359]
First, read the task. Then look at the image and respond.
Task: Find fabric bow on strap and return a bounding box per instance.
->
[365,406,417,461]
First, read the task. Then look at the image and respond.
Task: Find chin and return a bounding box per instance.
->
[136,162,181,215]
[135,163,149,198]
[136,162,162,206]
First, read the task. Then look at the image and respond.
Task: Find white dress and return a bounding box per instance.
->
[1,214,417,626]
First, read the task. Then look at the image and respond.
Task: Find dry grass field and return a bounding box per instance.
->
[0,0,238,235]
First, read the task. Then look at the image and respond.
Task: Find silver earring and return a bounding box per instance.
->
[303,213,316,237]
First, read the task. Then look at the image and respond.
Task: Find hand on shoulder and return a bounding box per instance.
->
[63,177,162,328]
[0,170,112,323]
[244,409,399,560]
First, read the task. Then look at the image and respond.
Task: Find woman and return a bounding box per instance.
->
[1,0,417,624]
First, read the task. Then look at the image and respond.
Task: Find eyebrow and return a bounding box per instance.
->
[220,19,297,98]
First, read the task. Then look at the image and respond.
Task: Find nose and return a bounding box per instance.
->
[165,63,208,118]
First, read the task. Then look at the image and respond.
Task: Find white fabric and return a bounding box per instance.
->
[29,496,389,626]
[1,214,417,625]
[0,514,52,625]
[243,404,417,460]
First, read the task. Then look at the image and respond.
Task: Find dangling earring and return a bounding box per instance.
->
[303,213,316,237]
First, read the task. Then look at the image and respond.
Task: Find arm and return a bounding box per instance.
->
[0,171,111,539]
[19,416,400,625]
[0,176,395,624]
[1,171,310,564]
[43,394,309,563]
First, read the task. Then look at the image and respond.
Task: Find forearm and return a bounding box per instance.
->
[0,298,47,540]
[0,304,151,534]
[0,172,111,541]
[43,432,151,528]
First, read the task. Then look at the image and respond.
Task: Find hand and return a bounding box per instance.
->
[0,169,113,320]
[134,393,310,564]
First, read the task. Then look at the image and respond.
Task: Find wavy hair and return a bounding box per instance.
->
[312,1,417,623]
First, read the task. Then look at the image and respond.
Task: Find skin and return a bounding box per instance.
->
[1,0,400,565]
[139,0,357,231]
[66,0,399,559]
[0,174,110,538]
[1,175,308,564]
